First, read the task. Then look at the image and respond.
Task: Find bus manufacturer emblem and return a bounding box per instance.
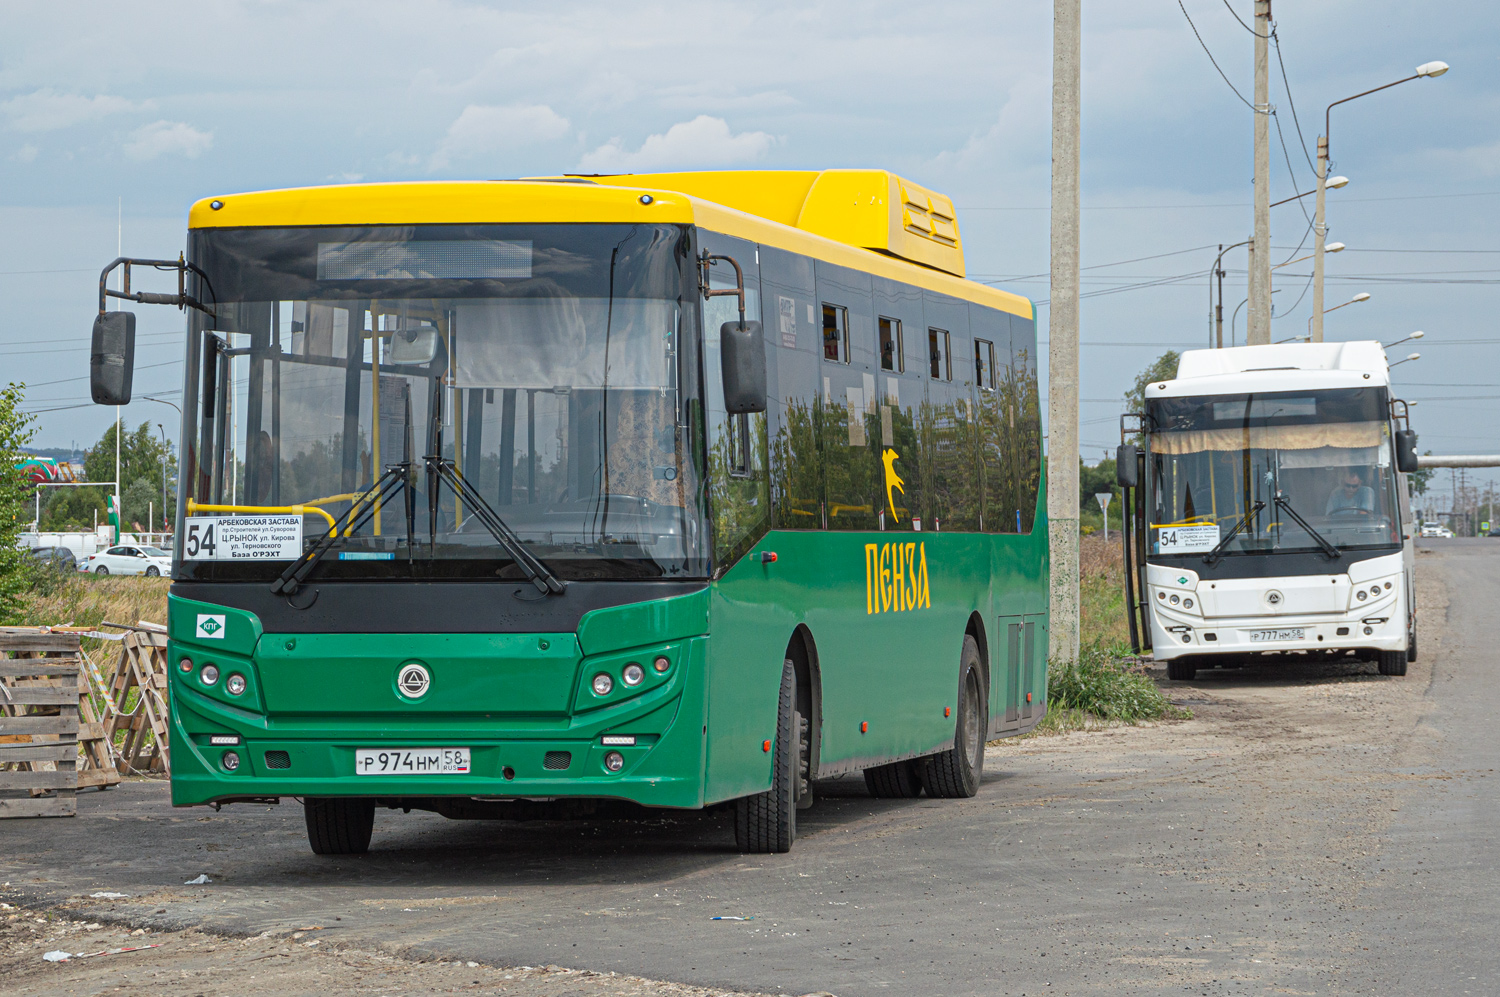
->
[396,663,431,699]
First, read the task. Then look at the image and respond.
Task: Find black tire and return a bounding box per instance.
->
[145,566,160,577]
[735,660,797,853]
[1407,626,1418,663]
[1377,649,1408,677]
[304,798,375,855]
[1167,657,1197,681]
[94,565,109,576]
[920,636,986,799]
[864,759,923,798]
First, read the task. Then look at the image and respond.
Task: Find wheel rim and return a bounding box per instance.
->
[960,670,981,766]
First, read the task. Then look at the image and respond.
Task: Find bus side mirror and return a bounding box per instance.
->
[720,320,766,414]
[1395,429,1419,473]
[90,311,136,405]
[1116,443,1139,487]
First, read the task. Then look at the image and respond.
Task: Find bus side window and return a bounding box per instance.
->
[701,233,769,568]
[761,244,823,530]
[928,328,951,381]
[974,339,995,390]
[879,317,903,373]
[822,304,849,363]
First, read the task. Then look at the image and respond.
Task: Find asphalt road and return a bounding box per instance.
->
[3,539,1497,995]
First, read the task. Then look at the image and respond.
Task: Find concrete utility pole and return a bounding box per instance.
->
[1048,0,1082,665]
[1247,0,1272,345]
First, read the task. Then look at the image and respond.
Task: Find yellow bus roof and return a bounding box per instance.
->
[188,173,1031,320]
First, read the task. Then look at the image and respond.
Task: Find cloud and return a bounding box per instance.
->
[122,120,212,161]
[577,115,776,174]
[1,88,151,132]
[12,144,38,163]
[428,103,570,170]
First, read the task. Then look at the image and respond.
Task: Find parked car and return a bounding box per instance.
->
[1419,524,1454,538]
[26,546,77,571]
[82,544,173,577]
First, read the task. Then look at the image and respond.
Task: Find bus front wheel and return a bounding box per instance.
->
[921,636,986,799]
[1377,649,1408,677]
[735,660,799,853]
[304,798,375,855]
[1166,658,1197,681]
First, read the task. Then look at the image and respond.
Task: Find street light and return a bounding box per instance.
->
[1312,62,1450,342]
[1307,292,1371,338]
[1389,352,1422,368]
[1270,176,1349,208]
[1209,239,1252,348]
[1384,330,1426,349]
[1275,242,1345,270]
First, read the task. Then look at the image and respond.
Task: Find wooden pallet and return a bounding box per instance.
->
[0,632,82,818]
[106,630,171,776]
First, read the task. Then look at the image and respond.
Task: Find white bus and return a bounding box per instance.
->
[1116,341,1418,679]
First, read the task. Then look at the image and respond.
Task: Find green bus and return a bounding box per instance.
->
[88,169,1048,854]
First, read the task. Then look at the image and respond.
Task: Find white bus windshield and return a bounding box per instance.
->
[1146,387,1401,556]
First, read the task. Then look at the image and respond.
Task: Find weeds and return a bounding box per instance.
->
[1033,639,1192,735]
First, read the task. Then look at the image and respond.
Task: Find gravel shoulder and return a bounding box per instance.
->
[0,546,1483,996]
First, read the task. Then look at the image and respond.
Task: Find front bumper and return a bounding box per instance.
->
[1149,608,1405,660]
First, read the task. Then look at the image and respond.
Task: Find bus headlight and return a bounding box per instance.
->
[200,664,220,685]
[603,751,625,772]
[225,674,246,696]
[653,656,671,673]
[591,673,613,696]
[622,663,644,687]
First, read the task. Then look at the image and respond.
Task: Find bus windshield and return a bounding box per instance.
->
[180,222,707,582]
[1146,387,1401,557]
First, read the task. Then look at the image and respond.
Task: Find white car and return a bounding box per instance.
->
[1419,524,1454,539]
[83,544,174,577]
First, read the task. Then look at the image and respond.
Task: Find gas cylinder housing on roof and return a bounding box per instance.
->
[575,169,967,277]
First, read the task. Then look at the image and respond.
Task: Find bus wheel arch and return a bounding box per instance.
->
[964,611,991,707]
[786,626,822,793]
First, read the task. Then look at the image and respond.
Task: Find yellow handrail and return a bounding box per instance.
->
[187,499,338,537]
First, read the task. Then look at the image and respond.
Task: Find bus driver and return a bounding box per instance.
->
[1326,467,1376,516]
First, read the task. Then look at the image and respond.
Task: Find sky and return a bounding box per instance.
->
[2,1,1496,514]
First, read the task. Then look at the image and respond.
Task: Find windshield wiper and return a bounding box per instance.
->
[271,464,411,597]
[1272,492,1341,560]
[426,456,566,596]
[1203,500,1265,565]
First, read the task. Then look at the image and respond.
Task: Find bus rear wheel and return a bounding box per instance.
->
[304,798,375,855]
[864,759,923,798]
[735,660,798,853]
[1377,649,1408,677]
[921,636,986,799]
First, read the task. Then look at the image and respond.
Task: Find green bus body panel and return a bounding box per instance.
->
[166,593,711,809]
[164,511,1045,811]
[700,523,1048,805]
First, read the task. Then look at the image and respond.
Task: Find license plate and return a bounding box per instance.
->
[1250,628,1305,642]
[355,748,470,775]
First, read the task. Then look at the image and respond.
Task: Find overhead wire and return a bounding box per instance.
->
[1176,0,1257,111]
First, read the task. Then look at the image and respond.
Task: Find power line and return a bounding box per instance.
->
[1176,0,1257,111]
[973,243,1219,284]
[1270,28,1318,174]
[1217,0,1257,33]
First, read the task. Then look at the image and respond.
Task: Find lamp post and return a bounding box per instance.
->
[1209,239,1251,348]
[1389,352,1421,368]
[156,423,169,541]
[1306,292,1371,339]
[1384,330,1426,349]
[1312,62,1449,342]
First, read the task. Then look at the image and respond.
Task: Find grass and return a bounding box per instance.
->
[1028,533,1191,735]
[20,568,170,631]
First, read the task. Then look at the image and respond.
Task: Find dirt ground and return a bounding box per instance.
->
[0,549,1457,995]
[0,913,800,997]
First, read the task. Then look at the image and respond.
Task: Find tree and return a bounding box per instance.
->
[0,383,38,624]
[1124,350,1180,417]
[1409,450,1434,498]
[42,420,177,533]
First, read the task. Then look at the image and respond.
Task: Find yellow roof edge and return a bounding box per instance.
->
[184,179,1032,321]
